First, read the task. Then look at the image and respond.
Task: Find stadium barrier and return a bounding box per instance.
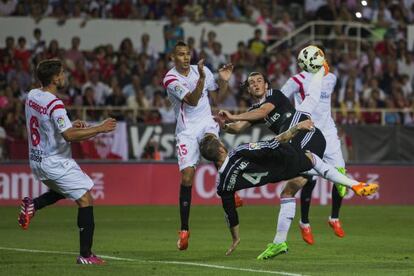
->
[0,163,413,206]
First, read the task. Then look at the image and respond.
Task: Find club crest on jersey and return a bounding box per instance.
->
[174,85,184,94]
[248,143,260,150]
[57,116,66,128]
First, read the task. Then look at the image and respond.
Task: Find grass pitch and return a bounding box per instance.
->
[0,205,413,275]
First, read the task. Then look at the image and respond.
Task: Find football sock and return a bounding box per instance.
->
[273,197,296,244]
[300,178,316,224]
[78,206,95,258]
[179,185,192,231]
[331,184,342,219]
[306,153,359,188]
[33,190,65,210]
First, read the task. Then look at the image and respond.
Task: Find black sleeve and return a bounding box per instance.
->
[233,139,280,163]
[221,192,239,228]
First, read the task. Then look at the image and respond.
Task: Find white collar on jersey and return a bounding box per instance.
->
[218,155,230,174]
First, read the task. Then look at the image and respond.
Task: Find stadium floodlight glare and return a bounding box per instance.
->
[355,12,362,18]
[361,0,367,6]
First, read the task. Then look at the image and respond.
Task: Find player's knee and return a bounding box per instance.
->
[181,167,195,186]
[76,191,93,207]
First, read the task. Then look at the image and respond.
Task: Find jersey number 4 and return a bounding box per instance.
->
[30,116,41,146]
[242,172,269,185]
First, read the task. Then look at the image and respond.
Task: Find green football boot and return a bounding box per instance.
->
[335,167,348,198]
[257,242,288,260]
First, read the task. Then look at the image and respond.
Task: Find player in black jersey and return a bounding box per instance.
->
[216,69,342,245]
[199,120,379,258]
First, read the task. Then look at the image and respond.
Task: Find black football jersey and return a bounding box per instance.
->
[249,89,309,134]
[216,139,313,194]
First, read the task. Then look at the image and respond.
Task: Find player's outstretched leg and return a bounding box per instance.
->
[76,191,105,265]
[329,184,345,238]
[305,153,379,196]
[177,167,194,250]
[299,176,316,245]
[18,189,65,230]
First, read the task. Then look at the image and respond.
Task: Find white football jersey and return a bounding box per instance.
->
[25,89,72,166]
[163,65,218,134]
[281,71,337,135]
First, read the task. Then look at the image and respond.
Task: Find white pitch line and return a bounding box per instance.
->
[0,246,305,276]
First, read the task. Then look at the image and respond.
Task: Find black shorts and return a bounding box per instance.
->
[290,128,326,158]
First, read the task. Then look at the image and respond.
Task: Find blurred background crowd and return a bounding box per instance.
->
[1,0,414,160]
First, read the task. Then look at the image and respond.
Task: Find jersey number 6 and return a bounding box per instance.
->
[30,116,41,146]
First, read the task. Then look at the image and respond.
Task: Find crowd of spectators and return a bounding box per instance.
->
[1,0,414,160]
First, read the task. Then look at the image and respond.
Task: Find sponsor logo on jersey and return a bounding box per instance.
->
[57,116,66,128]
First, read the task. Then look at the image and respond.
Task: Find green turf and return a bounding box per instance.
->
[1,205,414,275]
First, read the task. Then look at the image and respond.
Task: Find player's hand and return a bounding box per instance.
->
[297,119,315,131]
[213,115,226,129]
[72,120,88,128]
[218,110,236,122]
[197,59,205,79]
[98,118,117,133]
[225,238,240,256]
[218,63,234,82]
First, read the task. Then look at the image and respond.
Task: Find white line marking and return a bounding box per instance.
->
[0,246,305,276]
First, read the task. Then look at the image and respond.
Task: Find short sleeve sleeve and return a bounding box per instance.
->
[164,78,190,101]
[280,78,299,100]
[50,105,72,133]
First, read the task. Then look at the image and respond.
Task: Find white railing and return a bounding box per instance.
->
[267,20,379,56]
[66,106,414,126]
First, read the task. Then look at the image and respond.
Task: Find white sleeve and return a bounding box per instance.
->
[280,77,299,100]
[296,69,324,116]
[51,107,72,133]
[165,79,190,101]
[205,66,218,91]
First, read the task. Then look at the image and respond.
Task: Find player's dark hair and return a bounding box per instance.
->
[240,71,270,91]
[173,41,188,52]
[199,135,222,162]
[36,59,62,87]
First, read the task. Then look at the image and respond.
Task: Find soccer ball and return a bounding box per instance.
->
[297,45,325,73]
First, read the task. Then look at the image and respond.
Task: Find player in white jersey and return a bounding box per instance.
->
[281,52,347,243]
[19,59,116,265]
[162,41,237,250]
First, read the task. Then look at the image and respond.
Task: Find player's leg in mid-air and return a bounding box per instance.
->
[19,159,105,265]
[257,149,378,260]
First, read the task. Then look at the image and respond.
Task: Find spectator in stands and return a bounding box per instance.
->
[123,74,141,98]
[30,28,46,55]
[187,36,198,64]
[65,36,84,67]
[273,12,295,37]
[0,0,17,16]
[112,0,132,18]
[384,99,401,125]
[45,39,60,59]
[231,41,254,69]
[144,74,163,103]
[127,84,149,122]
[248,29,267,57]
[200,29,217,52]
[14,37,31,72]
[340,86,361,124]
[136,33,159,65]
[7,61,30,93]
[204,42,227,71]
[82,70,111,106]
[1,36,15,59]
[159,96,175,124]
[163,14,184,53]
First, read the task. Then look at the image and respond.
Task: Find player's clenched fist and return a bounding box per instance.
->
[99,118,117,133]
[218,110,236,122]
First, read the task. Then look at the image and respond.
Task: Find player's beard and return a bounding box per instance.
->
[56,80,65,90]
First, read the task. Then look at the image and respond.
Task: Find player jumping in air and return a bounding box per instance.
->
[199,120,378,258]
[19,59,117,264]
[281,46,347,243]
[162,41,236,250]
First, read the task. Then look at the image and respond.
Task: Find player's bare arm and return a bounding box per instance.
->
[214,114,251,134]
[62,118,117,142]
[275,119,315,143]
[226,225,240,256]
[183,59,206,106]
[219,102,274,123]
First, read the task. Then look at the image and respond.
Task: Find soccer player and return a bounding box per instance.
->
[19,59,117,264]
[199,121,378,258]
[162,41,234,250]
[281,47,346,243]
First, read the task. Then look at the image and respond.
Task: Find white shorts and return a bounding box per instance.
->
[175,120,219,171]
[323,132,345,168]
[31,157,94,200]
